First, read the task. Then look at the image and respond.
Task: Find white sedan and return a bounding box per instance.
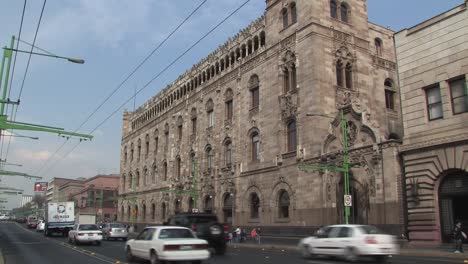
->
[298,225,399,263]
[36,220,45,232]
[68,224,103,245]
[125,226,210,264]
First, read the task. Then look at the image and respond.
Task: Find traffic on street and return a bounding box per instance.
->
[0,221,464,264]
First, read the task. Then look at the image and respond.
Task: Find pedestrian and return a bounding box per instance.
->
[241,229,247,243]
[452,221,466,253]
[235,227,241,243]
[250,228,257,241]
[256,227,261,244]
[228,232,233,244]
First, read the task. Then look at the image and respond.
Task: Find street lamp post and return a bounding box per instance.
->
[299,108,351,224]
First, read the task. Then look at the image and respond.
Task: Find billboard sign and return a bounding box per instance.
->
[34,182,48,192]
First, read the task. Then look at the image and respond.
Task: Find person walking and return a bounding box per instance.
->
[256,227,261,244]
[235,227,241,243]
[250,228,257,242]
[452,221,466,253]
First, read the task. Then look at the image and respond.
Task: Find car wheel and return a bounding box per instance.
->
[375,255,389,263]
[126,247,134,262]
[214,243,226,255]
[301,244,313,259]
[344,247,358,263]
[150,251,160,264]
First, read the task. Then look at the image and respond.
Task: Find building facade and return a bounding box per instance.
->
[119,0,405,235]
[21,195,32,207]
[46,177,84,203]
[395,0,468,244]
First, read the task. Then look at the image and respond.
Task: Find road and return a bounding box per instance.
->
[0,222,465,264]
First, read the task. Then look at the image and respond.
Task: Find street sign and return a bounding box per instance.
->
[344,195,352,207]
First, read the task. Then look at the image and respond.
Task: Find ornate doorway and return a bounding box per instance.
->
[439,170,468,242]
[337,174,369,224]
[223,193,234,225]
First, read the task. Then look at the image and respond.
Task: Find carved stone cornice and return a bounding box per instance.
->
[400,133,468,153]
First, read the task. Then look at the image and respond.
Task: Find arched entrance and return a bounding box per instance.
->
[223,193,234,225]
[337,174,369,224]
[204,196,213,214]
[439,170,468,242]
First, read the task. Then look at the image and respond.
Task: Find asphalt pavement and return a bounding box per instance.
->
[0,222,467,264]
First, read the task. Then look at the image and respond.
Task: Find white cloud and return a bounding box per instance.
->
[14,148,51,162]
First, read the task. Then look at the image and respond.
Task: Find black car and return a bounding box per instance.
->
[165,213,228,255]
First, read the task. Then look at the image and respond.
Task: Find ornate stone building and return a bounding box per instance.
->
[395,0,468,244]
[119,0,404,235]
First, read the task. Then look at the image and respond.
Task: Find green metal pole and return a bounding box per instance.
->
[341,109,350,224]
[0,36,14,116]
[191,159,198,209]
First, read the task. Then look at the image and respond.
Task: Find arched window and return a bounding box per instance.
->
[205,146,213,172]
[204,196,213,214]
[291,64,297,90]
[345,63,353,89]
[176,156,181,180]
[130,143,134,161]
[129,173,133,189]
[174,199,181,214]
[278,190,290,218]
[127,205,131,222]
[191,108,197,137]
[330,0,338,19]
[206,99,214,128]
[120,206,124,221]
[291,2,297,24]
[287,120,297,152]
[152,164,157,184]
[336,60,343,87]
[283,68,290,93]
[341,3,349,23]
[188,197,194,211]
[154,136,159,155]
[225,89,233,123]
[250,193,260,219]
[253,36,259,51]
[151,203,156,220]
[163,161,168,181]
[124,146,127,164]
[122,174,126,191]
[162,203,166,221]
[136,170,140,187]
[282,8,288,28]
[249,75,260,109]
[251,132,260,161]
[260,31,266,47]
[177,116,183,141]
[143,167,148,185]
[142,204,146,221]
[384,79,396,110]
[190,152,196,177]
[375,38,383,56]
[134,205,139,221]
[225,140,232,167]
[164,123,169,152]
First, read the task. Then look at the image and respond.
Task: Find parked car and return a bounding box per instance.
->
[16,217,27,223]
[298,225,399,263]
[36,220,45,232]
[0,214,10,221]
[26,217,38,229]
[125,226,210,264]
[68,224,103,245]
[165,213,228,255]
[101,222,128,241]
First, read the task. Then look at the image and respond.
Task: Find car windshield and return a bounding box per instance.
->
[79,224,99,231]
[110,223,125,228]
[159,229,195,239]
[359,225,385,234]
[187,215,217,224]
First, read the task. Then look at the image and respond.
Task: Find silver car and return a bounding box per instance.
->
[101,223,128,241]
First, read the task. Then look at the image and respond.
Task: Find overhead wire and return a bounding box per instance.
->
[39,0,252,177]
[35,0,209,176]
[0,0,28,160]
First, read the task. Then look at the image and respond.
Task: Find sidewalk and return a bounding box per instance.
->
[229,238,468,260]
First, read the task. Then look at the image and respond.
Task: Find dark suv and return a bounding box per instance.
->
[166,213,228,255]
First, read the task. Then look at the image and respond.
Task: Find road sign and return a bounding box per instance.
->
[344,195,352,207]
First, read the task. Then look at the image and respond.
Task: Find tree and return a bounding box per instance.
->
[32,194,46,209]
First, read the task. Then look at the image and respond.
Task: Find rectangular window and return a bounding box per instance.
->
[251,87,259,109]
[426,84,443,120]
[208,110,214,127]
[226,100,233,121]
[450,76,468,114]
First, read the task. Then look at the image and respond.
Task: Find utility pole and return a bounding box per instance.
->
[299,109,351,224]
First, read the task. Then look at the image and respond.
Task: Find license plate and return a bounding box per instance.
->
[211,230,221,235]
[180,245,192,250]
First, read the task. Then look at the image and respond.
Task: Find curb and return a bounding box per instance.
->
[229,243,468,260]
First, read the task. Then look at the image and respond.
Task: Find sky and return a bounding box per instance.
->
[0,0,464,196]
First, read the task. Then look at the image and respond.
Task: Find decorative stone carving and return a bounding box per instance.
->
[346,121,358,147]
[279,94,297,120]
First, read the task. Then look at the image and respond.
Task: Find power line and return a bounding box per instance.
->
[35,0,209,176]
[40,0,252,177]
[0,0,28,161]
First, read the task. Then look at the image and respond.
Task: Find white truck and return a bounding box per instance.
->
[76,213,96,225]
[44,202,75,237]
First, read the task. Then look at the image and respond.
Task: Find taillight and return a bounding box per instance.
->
[365,236,378,244]
[164,245,180,251]
[78,233,85,236]
[194,244,208,249]
[191,224,198,231]
[223,224,229,233]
